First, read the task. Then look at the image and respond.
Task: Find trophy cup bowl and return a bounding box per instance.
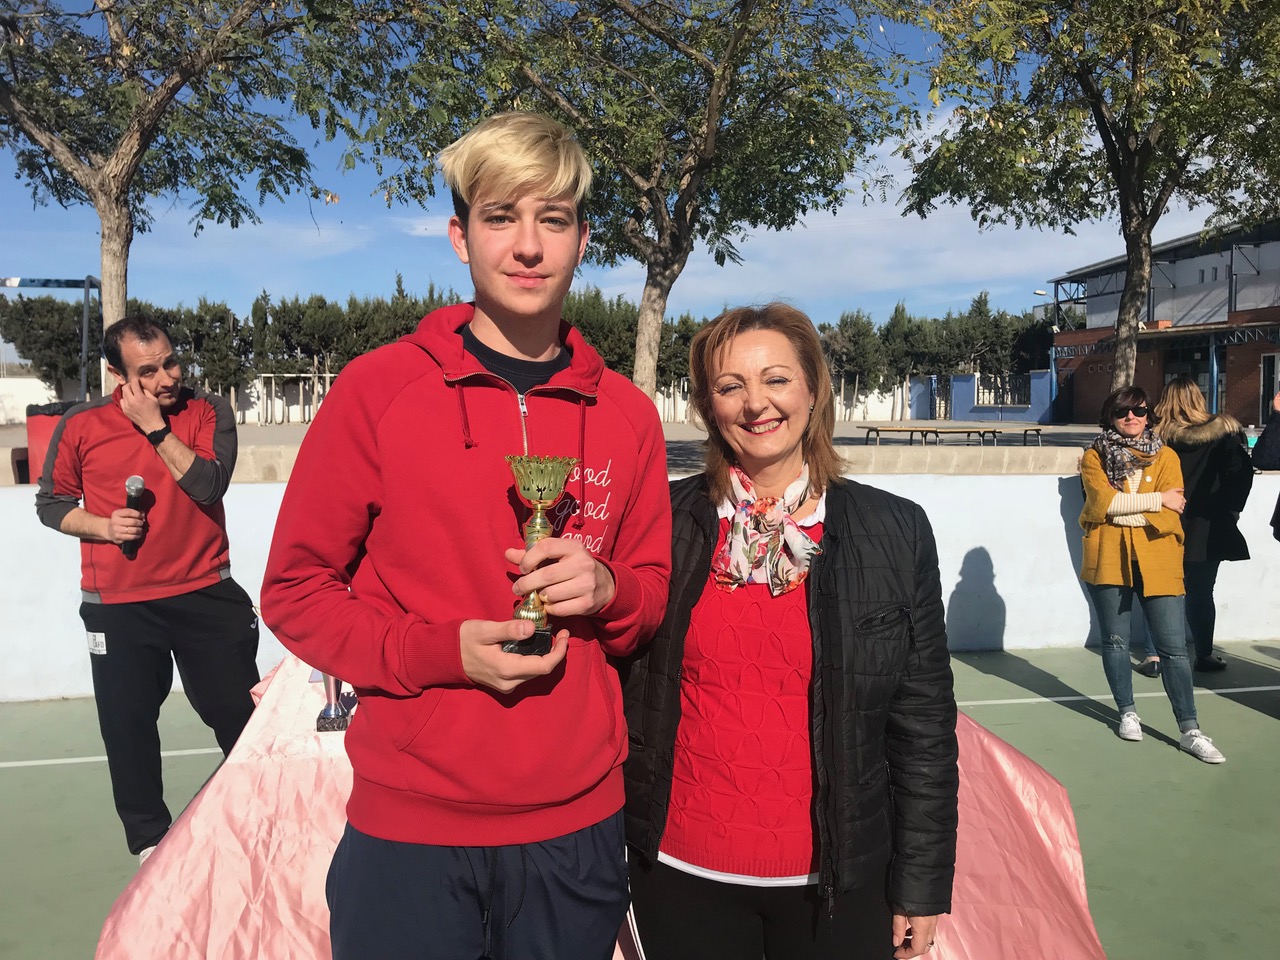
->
[316,673,350,732]
[505,454,579,656]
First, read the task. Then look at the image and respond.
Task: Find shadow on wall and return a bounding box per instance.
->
[1057,472,1160,653]
[945,547,1006,652]
[1057,474,1104,648]
[946,543,1117,732]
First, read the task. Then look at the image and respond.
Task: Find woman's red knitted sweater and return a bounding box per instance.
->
[660,518,824,878]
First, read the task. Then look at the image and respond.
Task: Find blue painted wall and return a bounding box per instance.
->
[937,371,1052,422]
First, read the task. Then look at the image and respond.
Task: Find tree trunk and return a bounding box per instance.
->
[1111,227,1154,391]
[97,197,134,328]
[632,262,680,401]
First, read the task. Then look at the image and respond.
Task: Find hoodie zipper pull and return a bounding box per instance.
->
[517,392,530,454]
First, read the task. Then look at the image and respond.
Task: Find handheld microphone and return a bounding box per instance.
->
[122,475,145,560]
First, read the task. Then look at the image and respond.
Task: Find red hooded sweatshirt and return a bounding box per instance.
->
[261,304,672,846]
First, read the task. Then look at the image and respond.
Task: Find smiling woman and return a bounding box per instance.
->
[621,303,959,960]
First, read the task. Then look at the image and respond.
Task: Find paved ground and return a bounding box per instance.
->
[3,417,1101,480]
[1,417,1100,447]
[2,641,1276,960]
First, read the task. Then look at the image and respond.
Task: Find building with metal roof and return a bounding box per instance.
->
[1047,220,1280,425]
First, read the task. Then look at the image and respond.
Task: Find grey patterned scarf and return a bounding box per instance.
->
[1091,427,1163,491]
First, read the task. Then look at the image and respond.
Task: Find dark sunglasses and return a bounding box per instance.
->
[1112,405,1149,419]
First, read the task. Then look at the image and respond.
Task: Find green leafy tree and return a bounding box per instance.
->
[248,282,462,378]
[877,301,936,416]
[820,308,884,399]
[0,1,412,327]
[0,293,101,396]
[657,312,705,385]
[902,0,1280,390]
[358,0,907,400]
[565,286,640,377]
[170,300,253,394]
[358,279,461,352]
[1010,310,1055,374]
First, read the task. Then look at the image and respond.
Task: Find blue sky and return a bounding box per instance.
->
[0,121,1210,367]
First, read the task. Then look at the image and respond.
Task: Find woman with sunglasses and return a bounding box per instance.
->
[1079,386,1226,762]
[1153,375,1254,672]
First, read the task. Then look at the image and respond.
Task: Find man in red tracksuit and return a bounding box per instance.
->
[261,112,672,959]
[37,317,260,864]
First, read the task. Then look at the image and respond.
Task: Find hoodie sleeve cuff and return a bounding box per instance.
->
[595,559,643,629]
[402,619,470,690]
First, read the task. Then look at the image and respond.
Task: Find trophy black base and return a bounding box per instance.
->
[502,628,553,656]
[316,714,350,732]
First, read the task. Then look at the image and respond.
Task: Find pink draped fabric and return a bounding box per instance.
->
[98,656,1104,959]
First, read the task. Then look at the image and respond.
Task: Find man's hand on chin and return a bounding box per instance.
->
[120,381,164,433]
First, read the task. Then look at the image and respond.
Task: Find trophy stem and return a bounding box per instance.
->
[523,503,552,548]
[508,501,554,655]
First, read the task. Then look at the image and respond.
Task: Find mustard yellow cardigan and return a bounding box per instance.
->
[1078,445,1185,596]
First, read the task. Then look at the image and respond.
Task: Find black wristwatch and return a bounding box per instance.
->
[146,425,171,446]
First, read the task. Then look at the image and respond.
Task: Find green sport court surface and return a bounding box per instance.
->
[2,641,1277,960]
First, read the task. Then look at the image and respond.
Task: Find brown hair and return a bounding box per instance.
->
[1098,384,1158,430]
[104,316,169,374]
[688,303,843,504]
[438,112,593,224]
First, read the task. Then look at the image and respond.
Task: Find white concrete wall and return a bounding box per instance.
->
[834,381,896,421]
[4,476,1279,701]
[0,376,58,425]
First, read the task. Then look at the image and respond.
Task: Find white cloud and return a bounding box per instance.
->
[396,215,454,238]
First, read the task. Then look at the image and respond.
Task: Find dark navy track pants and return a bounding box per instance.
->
[327,812,629,960]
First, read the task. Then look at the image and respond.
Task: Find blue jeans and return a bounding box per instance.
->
[1087,583,1199,732]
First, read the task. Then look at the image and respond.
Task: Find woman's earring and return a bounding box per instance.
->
[809,403,814,412]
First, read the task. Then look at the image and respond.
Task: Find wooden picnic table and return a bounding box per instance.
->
[862,425,1002,446]
[862,425,1046,446]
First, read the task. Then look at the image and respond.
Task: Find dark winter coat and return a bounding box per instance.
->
[618,474,958,916]
[1252,408,1280,541]
[1162,415,1254,562]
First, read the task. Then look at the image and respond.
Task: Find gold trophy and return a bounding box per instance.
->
[505,454,579,655]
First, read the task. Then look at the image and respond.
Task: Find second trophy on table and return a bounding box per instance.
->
[505,454,579,656]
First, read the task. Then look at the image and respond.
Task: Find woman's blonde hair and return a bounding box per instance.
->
[1154,374,1242,438]
[688,303,843,504]
[438,112,593,222]
[1154,375,1212,436]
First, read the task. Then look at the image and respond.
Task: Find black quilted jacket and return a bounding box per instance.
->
[619,474,959,915]
[1253,408,1280,540]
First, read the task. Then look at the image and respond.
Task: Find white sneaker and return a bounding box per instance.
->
[1117,712,1143,741]
[1179,729,1225,764]
[138,845,157,866]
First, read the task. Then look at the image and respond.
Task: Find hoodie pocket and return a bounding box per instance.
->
[395,637,623,808]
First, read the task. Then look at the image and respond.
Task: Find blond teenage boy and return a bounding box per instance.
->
[262,113,672,958]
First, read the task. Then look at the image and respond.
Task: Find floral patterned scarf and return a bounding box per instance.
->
[1091,427,1163,491]
[711,465,823,596]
